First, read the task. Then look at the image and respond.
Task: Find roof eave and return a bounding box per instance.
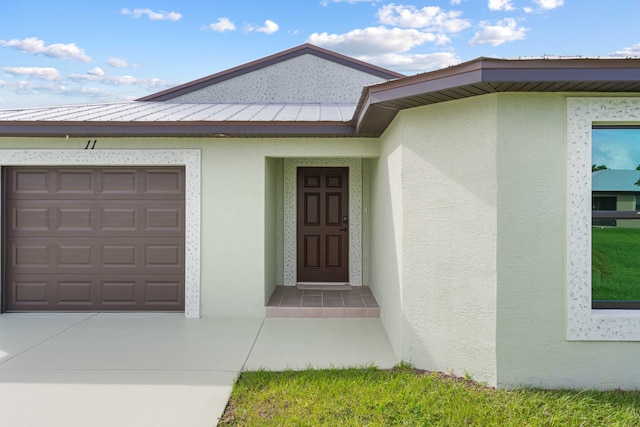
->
[355,57,640,135]
[0,120,362,138]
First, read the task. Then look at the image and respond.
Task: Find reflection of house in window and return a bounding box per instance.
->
[592,169,640,227]
[592,195,616,210]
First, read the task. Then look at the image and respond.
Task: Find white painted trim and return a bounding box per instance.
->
[0,150,201,318]
[283,158,362,286]
[567,97,640,340]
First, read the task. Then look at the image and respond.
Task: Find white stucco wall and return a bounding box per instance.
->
[369,119,404,356]
[495,94,640,390]
[371,95,499,385]
[264,157,283,302]
[0,136,379,318]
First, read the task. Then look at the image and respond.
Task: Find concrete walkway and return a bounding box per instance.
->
[0,313,398,427]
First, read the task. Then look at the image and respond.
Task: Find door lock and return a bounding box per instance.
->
[340,227,348,231]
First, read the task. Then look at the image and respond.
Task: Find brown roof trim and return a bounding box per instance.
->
[355,57,640,135]
[137,44,405,102]
[0,120,360,138]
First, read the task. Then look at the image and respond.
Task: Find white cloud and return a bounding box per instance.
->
[524,6,534,13]
[0,75,170,102]
[610,44,640,58]
[87,67,104,76]
[0,79,69,95]
[532,0,563,10]
[69,69,174,91]
[246,20,279,34]
[121,8,182,21]
[3,67,62,81]
[0,37,91,62]
[451,0,462,4]
[469,18,528,46]
[70,72,136,85]
[376,4,471,33]
[308,26,445,56]
[359,51,461,72]
[205,17,236,32]
[107,57,137,68]
[488,0,515,11]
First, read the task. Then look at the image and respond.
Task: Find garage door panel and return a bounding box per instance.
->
[144,281,183,305]
[101,169,138,195]
[57,169,95,195]
[6,168,184,200]
[8,169,52,196]
[9,205,52,233]
[58,207,94,231]
[7,200,184,236]
[4,167,185,312]
[145,170,183,195]
[59,244,93,267]
[11,242,50,269]
[7,274,184,311]
[9,280,49,306]
[7,237,184,273]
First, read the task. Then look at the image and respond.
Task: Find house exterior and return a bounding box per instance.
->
[2,44,640,390]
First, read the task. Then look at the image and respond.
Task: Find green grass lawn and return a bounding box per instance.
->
[593,227,640,301]
[219,365,640,426]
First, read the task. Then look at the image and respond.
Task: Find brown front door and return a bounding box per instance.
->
[297,167,349,282]
[3,167,185,312]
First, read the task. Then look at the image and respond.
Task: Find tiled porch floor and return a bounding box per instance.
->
[266,286,380,318]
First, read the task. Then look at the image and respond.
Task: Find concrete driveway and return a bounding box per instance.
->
[0,313,398,427]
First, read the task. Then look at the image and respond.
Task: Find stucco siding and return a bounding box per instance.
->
[369,117,405,358]
[399,96,498,385]
[169,54,388,104]
[495,93,640,389]
[264,157,283,303]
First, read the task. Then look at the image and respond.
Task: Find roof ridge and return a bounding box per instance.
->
[136,44,404,102]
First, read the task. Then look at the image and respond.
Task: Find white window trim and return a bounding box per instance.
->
[567,97,640,340]
[0,149,201,318]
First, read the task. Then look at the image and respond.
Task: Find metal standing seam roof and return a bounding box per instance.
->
[592,169,640,192]
[0,101,356,122]
[0,102,361,137]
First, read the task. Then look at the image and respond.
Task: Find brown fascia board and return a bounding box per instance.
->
[355,57,640,134]
[0,120,359,138]
[137,44,405,102]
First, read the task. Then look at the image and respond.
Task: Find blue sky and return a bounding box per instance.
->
[1,0,640,108]
[593,129,640,170]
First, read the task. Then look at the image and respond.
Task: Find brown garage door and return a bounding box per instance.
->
[4,167,185,312]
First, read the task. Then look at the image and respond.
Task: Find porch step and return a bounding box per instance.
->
[266,286,380,318]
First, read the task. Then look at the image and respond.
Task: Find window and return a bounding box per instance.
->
[592,196,616,211]
[592,128,640,309]
[567,97,640,341]
[592,196,617,226]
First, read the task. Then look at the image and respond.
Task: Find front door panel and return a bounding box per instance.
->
[297,167,349,282]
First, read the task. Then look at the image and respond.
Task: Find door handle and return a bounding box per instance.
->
[340,227,348,231]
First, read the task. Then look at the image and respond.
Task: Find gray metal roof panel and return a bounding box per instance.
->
[277,105,303,120]
[0,101,357,123]
[253,104,286,120]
